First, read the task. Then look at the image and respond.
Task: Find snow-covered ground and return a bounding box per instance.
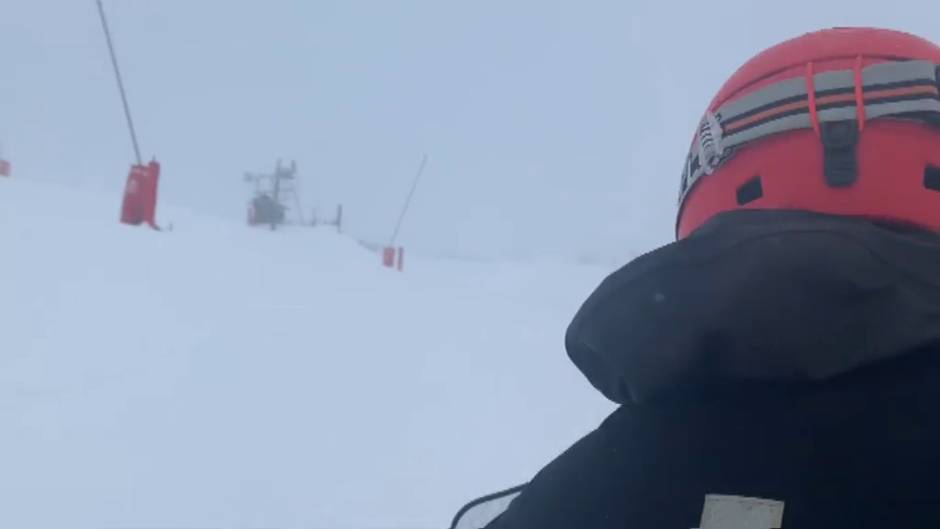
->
[0,176,618,529]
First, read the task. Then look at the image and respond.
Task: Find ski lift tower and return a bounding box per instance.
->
[244,159,306,229]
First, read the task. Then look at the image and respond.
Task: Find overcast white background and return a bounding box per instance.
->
[3,0,940,261]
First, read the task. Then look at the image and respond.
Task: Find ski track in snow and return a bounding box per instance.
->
[0,177,617,529]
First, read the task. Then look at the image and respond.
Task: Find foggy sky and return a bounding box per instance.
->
[4,0,939,261]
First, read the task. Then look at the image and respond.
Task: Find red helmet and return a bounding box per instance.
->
[676,27,940,238]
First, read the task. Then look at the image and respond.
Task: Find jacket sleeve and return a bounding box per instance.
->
[485,403,706,529]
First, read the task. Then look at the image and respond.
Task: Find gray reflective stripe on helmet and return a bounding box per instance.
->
[679,60,940,206]
[817,106,858,122]
[717,77,807,122]
[814,68,854,92]
[718,60,936,126]
[863,59,936,86]
[724,112,813,148]
[867,98,940,119]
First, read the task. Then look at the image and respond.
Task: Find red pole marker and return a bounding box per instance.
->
[382,247,396,268]
[120,160,160,229]
[0,159,10,177]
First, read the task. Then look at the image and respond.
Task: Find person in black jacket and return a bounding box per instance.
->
[482,27,940,529]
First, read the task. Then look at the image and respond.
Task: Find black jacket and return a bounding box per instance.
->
[487,211,940,529]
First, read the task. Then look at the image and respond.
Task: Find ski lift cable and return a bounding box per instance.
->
[95,0,143,166]
[390,153,429,245]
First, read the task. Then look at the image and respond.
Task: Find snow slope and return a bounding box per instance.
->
[0,177,617,529]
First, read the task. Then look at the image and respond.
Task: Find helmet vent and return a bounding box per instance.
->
[924,165,940,191]
[821,121,860,187]
[736,176,764,205]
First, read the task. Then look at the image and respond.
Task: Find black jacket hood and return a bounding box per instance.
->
[566,209,940,404]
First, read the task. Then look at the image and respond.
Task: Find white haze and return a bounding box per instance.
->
[5,0,938,261]
[3,2,940,528]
